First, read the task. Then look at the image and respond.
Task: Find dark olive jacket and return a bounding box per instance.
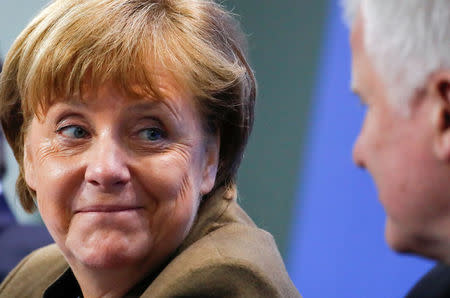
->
[0,187,301,297]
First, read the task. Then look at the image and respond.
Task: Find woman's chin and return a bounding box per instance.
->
[65,232,153,269]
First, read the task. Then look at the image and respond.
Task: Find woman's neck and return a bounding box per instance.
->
[69,259,158,298]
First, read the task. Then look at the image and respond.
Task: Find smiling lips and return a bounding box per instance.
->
[75,206,144,213]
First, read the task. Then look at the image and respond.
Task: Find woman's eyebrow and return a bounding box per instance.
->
[126,101,160,113]
[127,100,182,122]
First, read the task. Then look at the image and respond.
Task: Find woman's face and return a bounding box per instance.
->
[23,78,218,272]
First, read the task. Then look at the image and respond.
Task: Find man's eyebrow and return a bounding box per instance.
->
[349,83,367,105]
[350,77,361,97]
[350,74,358,94]
[353,91,367,106]
[351,86,360,96]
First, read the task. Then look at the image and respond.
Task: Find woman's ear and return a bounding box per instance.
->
[200,133,220,195]
[431,71,450,161]
[23,142,37,191]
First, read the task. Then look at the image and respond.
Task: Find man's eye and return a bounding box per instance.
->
[58,125,89,139]
[138,128,164,141]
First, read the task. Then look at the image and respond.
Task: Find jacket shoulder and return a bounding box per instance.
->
[406,264,450,298]
[0,244,67,297]
[146,223,301,297]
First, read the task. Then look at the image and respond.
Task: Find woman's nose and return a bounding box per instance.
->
[84,137,131,191]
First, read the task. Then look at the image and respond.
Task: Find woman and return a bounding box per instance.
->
[0,0,299,297]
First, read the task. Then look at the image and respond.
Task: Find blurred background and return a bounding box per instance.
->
[0,0,433,296]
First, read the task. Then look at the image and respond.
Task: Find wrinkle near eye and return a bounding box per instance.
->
[36,139,64,163]
[160,100,184,123]
[125,100,183,124]
[36,137,89,163]
[170,143,196,164]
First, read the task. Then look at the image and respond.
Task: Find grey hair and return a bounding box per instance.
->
[341,0,361,27]
[341,0,450,109]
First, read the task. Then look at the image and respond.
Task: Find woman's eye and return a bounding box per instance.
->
[58,125,89,139]
[138,128,164,141]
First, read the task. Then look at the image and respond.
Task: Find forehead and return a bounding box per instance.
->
[350,13,367,92]
[82,79,192,110]
[350,13,365,53]
[35,70,193,117]
[31,81,201,140]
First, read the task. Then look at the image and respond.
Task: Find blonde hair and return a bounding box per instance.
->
[0,0,256,212]
[341,0,450,109]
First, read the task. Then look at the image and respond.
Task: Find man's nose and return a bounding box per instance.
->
[84,136,131,191]
[352,135,366,169]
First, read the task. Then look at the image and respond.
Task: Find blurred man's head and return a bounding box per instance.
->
[342,0,450,262]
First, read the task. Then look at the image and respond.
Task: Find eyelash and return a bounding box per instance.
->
[56,125,90,139]
[56,124,167,143]
[137,127,166,142]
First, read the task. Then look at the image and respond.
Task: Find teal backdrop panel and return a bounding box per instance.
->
[226,0,328,257]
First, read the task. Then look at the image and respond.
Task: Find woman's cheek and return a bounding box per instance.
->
[35,160,82,242]
[37,192,72,254]
[139,151,200,225]
[140,150,198,203]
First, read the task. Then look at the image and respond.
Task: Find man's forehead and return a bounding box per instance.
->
[350,11,365,53]
[349,12,365,93]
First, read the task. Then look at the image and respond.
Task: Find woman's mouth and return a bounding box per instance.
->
[75,205,144,213]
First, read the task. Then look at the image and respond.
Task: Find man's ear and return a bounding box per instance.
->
[431,70,450,161]
[23,143,37,191]
[200,133,220,195]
